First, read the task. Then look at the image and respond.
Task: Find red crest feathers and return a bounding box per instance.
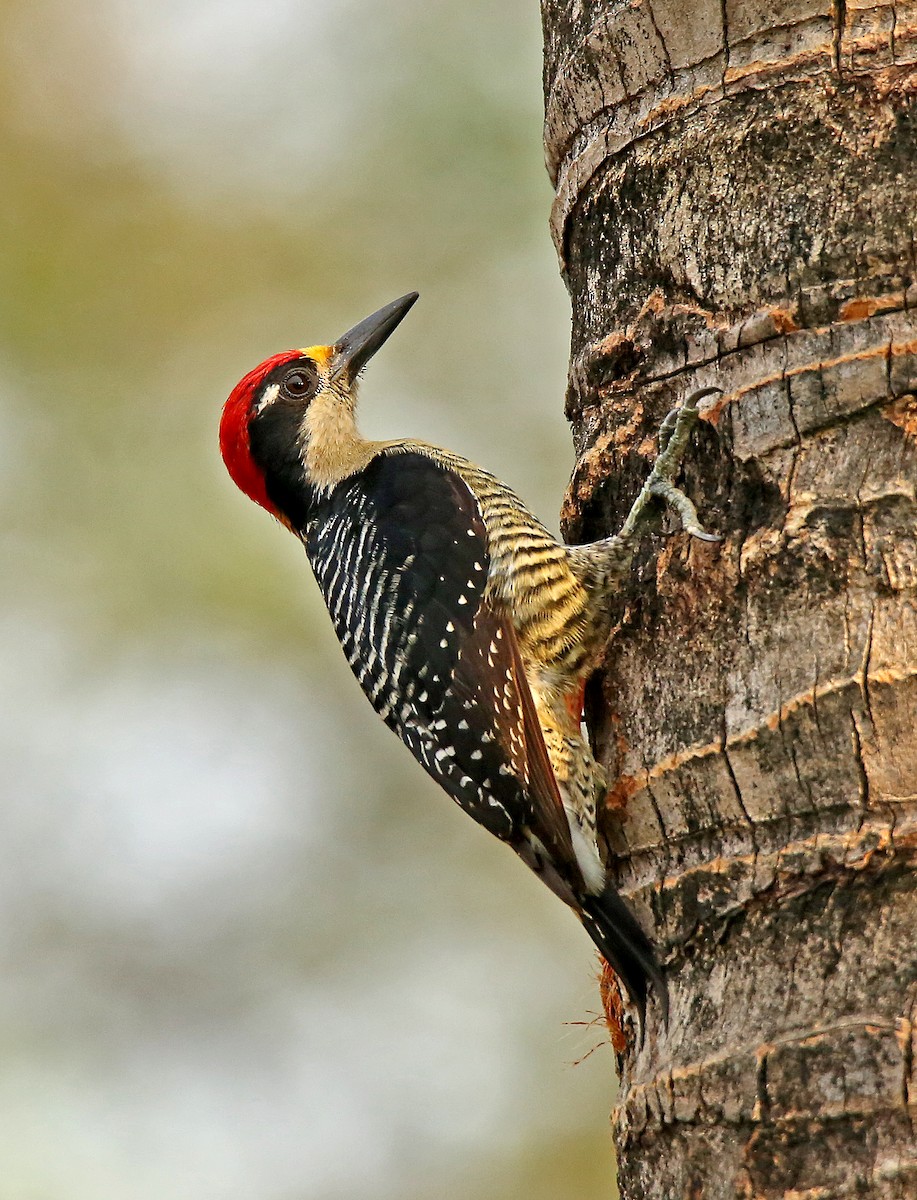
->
[219,350,302,518]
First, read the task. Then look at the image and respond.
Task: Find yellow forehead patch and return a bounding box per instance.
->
[300,344,333,370]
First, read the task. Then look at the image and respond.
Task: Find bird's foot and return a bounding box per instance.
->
[617,387,721,544]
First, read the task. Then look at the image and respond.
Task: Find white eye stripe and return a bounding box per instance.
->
[255,382,280,414]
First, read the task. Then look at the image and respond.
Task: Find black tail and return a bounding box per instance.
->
[580,884,669,1040]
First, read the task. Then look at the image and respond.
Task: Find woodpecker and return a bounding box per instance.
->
[220,293,717,1033]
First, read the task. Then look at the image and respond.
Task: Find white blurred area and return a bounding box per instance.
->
[0,2,619,1197]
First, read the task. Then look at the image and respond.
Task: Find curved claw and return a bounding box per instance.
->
[647,478,721,543]
[690,527,723,543]
[684,385,724,409]
[658,388,721,452]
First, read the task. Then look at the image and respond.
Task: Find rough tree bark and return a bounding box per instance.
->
[541,1,917,1196]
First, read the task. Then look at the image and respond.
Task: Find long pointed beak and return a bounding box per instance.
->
[329,292,419,385]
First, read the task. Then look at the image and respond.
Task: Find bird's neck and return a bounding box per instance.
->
[303,390,376,490]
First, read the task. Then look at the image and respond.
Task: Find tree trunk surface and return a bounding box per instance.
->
[541,1,917,1196]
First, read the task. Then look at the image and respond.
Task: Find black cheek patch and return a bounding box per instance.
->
[248,402,315,529]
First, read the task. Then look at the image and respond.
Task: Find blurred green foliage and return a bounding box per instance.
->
[0,2,620,1197]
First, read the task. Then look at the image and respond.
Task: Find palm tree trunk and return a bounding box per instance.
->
[541,1,917,1195]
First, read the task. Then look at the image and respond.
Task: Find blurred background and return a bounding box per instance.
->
[0,1,620,1196]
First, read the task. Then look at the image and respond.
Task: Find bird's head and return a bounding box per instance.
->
[220,292,418,527]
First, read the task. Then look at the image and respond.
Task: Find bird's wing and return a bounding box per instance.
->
[304,450,581,880]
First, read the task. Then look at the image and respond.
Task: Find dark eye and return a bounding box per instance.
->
[281,365,317,400]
